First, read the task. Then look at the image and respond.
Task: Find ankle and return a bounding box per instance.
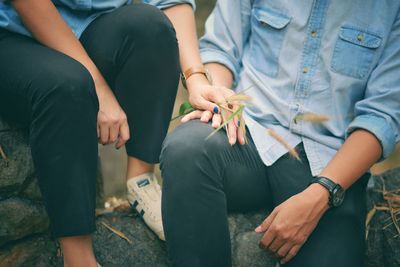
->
[60,235,97,267]
[127,157,154,179]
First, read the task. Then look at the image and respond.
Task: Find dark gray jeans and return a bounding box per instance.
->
[160,120,368,267]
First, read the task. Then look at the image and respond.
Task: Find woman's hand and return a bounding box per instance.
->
[183,74,245,145]
[96,81,130,149]
[255,184,330,264]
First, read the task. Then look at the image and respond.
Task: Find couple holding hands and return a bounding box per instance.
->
[0,0,399,266]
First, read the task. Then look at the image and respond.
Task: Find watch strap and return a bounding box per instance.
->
[181,66,213,89]
[311,176,337,192]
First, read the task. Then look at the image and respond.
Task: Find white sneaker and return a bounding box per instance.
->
[127,172,165,241]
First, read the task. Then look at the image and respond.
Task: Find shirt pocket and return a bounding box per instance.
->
[331,25,382,79]
[249,6,291,77]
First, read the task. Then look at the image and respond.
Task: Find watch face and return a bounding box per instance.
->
[332,186,345,207]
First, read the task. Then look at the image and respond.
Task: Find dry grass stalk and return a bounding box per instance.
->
[366,178,400,239]
[225,94,252,103]
[266,129,300,161]
[0,145,7,161]
[371,144,400,175]
[294,113,329,123]
[101,222,133,244]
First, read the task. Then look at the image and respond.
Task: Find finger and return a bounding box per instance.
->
[181,110,203,123]
[259,232,276,251]
[268,237,285,254]
[200,110,213,123]
[108,123,119,144]
[116,121,130,149]
[280,245,301,264]
[255,210,277,233]
[212,114,222,128]
[194,97,221,114]
[276,243,293,259]
[237,118,246,145]
[227,119,237,145]
[99,124,110,145]
[204,89,227,109]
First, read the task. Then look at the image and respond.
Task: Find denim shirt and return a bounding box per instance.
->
[0,0,195,37]
[199,0,400,176]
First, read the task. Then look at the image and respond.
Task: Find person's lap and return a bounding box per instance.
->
[161,120,367,267]
[0,3,179,237]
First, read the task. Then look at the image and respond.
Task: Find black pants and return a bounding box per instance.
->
[160,120,368,267]
[0,4,179,237]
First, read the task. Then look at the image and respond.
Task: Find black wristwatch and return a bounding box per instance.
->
[310,176,345,208]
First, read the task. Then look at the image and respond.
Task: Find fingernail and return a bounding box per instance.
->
[255,226,262,232]
[213,106,219,113]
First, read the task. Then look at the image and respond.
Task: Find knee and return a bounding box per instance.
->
[33,59,98,116]
[119,4,178,49]
[160,121,227,175]
[161,122,204,167]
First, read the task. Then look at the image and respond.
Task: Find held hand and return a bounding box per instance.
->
[255,184,330,264]
[183,75,245,145]
[96,82,130,149]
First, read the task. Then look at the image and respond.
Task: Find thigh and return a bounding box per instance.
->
[80,3,178,88]
[267,144,367,267]
[161,120,272,213]
[0,29,96,124]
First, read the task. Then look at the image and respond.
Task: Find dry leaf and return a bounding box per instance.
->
[101,222,133,244]
[266,129,300,161]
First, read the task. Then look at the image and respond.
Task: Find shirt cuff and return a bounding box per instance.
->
[346,114,397,160]
[147,0,196,11]
[200,48,241,87]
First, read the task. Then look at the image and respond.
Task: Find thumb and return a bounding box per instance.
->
[255,211,277,233]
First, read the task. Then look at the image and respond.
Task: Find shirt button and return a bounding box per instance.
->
[311,31,317,37]
[302,67,309,74]
[357,33,364,42]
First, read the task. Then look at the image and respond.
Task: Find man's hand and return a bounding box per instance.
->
[96,81,130,149]
[183,74,246,145]
[255,184,330,264]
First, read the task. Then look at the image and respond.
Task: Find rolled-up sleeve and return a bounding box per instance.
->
[143,0,195,10]
[199,0,251,87]
[346,14,400,160]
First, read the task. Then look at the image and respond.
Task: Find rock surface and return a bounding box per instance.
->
[1,117,399,267]
[365,169,400,267]
[0,197,49,247]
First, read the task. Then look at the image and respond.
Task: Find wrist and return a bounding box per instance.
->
[304,183,330,212]
[186,73,211,91]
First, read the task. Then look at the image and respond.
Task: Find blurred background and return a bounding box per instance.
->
[99,1,217,198]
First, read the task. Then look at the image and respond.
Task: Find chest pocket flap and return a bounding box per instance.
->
[253,7,291,29]
[339,26,382,48]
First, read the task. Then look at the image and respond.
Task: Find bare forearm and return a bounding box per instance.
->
[320,129,382,189]
[163,5,233,89]
[163,4,202,72]
[12,0,105,87]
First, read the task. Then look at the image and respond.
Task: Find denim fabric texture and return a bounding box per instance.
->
[199,0,400,175]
